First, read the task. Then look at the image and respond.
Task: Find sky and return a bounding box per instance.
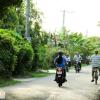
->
[35,0,100,37]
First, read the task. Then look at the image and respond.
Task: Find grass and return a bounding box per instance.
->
[0,71,53,87]
[0,79,20,87]
[30,71,53,78]
[82,64,90,67]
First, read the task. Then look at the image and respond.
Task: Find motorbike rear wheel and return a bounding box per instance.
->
[58,83,62,87]
[75,65,80,73]
[94,74,98,85]
[66,67,69,72]
[94,69,98,85]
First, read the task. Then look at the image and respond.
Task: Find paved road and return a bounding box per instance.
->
[1,66,100,100]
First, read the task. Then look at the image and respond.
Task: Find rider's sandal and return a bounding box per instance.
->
[65,79,67,82]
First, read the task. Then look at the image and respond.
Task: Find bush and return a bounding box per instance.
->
[0,29,34,78]
[38,45,59,70]
[14,44,34,76]
[0,30,17,79]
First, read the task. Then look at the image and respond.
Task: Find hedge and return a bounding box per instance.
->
[0,29,34,79]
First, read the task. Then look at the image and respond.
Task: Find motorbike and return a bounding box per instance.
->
[75,61,81,73]
[56,67,66,87]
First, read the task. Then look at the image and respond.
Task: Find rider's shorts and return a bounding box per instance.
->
[92,67,99,72]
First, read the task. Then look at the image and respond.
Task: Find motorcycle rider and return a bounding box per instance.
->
[54,51,67,81]
[73,52,82,70]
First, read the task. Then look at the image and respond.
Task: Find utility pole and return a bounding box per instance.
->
[60,10,66,48]
[25,0,30,40]
[61,10,74,48]
[85,29,88,37]
[62,10,66,29]
[61,10,74,29]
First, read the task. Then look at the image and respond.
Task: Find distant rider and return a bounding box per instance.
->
[66,54,71,68]
[73,52,82,69]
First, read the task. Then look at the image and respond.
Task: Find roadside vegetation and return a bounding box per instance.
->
[0,0,100,90]
[0,71,52,87]
[30,71,53,78]
[0,79,20,87]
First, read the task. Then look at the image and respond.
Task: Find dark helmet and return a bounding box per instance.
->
[58,51,63,56]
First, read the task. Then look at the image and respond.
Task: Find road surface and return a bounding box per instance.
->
[1,66,100,100]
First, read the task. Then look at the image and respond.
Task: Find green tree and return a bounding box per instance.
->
[16,2,26,35]
[0,7,18,30]
[31,22,41,70]
[0,0,22,18]
[88,37,100,52]
[28,0,43,70]
[0,1,26,36]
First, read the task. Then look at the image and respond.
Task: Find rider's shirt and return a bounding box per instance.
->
[63,55,69,62]
[74,55,82,62]
[54,56,66,69]
[91,54,100,67]
[67,56,71,62]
